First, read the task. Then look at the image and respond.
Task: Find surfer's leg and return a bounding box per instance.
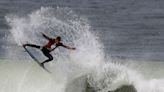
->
[24,44,41,49]
[41,53,53,67]
[41,48,53,67]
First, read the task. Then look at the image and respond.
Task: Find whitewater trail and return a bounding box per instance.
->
[1,7,164,92]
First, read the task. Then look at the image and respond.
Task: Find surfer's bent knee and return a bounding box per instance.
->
[49,56,53,61]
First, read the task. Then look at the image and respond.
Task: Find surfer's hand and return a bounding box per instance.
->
[40,32,44,36]
[71,47,76,50]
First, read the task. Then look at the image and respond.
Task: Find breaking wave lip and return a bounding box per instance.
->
[3,6,164,92]
[65,62,139,92]
[65,72,137,92]
[65,61,164,92]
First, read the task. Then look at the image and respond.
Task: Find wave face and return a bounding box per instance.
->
[2,7,164,92]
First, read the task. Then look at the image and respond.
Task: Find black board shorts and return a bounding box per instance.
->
[41,47,52,57]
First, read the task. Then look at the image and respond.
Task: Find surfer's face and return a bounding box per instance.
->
[55,39,60,44]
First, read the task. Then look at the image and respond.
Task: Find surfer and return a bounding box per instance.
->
[23,32,76,68]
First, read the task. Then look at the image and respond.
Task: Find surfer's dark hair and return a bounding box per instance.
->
[56,36,61,41]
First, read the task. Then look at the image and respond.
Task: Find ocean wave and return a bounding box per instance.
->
[2,7,164,92]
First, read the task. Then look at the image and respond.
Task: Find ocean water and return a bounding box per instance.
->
[0,0,164,92]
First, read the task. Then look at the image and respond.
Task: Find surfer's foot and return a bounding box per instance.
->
[40,63,45,68]
[23,44,27,47]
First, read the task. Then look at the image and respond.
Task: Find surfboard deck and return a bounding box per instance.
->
[23,46,51,73]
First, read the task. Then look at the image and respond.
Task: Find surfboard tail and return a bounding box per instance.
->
[23,46,51,73]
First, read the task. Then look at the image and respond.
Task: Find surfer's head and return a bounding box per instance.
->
[56,36,61,41]
[55,36,61,43]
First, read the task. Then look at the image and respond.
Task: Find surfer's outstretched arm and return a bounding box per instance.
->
[40,32,51,40]
[61,44,76,50]
[51,44,75,52]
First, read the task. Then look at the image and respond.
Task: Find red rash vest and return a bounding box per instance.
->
[44,39,55,48]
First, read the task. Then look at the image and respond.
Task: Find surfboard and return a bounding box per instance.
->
[23,46,51,73]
